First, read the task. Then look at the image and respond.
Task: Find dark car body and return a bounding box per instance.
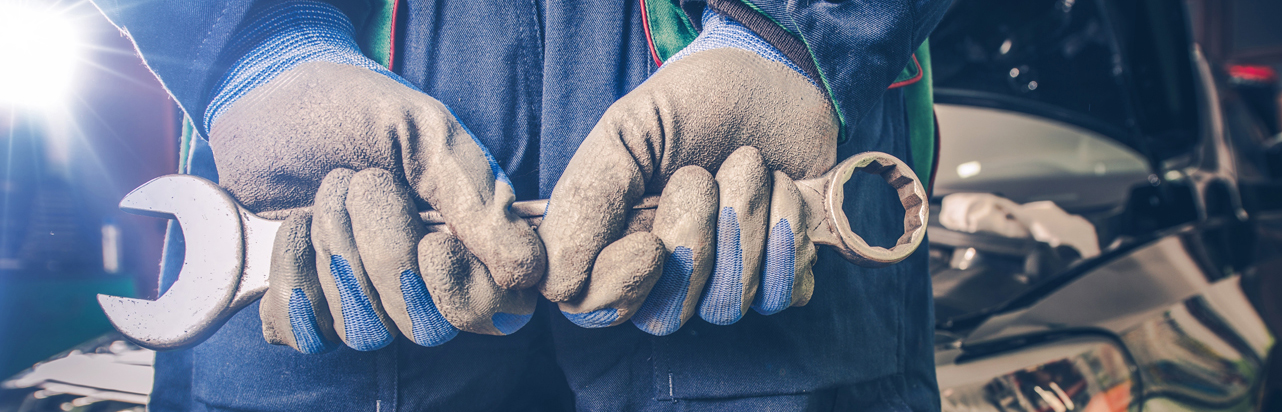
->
[927,0,1282,411]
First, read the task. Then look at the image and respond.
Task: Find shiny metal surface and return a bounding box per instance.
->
[802,151,928,267]
[963,234,1214,345]
[96,175,246,350]
[937,337,1137,412]
[937,229,1274,410]
[936,24,1279,412]
[1122,278,1271,411]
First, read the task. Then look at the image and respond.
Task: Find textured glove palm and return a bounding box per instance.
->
[206,2,542,353]
[538,11,839,335]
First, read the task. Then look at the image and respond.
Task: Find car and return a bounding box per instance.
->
[926,0,1281,411]
[0,334,149,412]
[4,0,1281,411]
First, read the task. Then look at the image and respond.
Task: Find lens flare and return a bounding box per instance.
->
[0,3,81,108]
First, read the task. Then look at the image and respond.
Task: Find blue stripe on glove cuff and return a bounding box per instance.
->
[287,288,335,354]
[204,1,514,189]
[399,269,459,346]
[664,10,816,88]
[330,255,394,351]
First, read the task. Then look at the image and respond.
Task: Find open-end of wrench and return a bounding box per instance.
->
[99,151,927,350]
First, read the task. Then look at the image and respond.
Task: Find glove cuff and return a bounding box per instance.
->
[204,1,415,131]
[664,10,819,89]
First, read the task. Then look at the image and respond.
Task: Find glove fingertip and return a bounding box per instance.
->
[701,207,747,325]
[491,312,533,335]
[488,225,546,290]
[537,219,593,302]
[699,299,744,325]
[751,218,797,316]
[632,246,696,336]
[329,255,396,351]
[287,288,338,354]
[398,269,460,347]
[790,264,815,308]
[562,307,621,328]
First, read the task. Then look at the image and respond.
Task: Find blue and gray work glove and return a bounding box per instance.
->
[538,11,838,335]
[205,2,541,353]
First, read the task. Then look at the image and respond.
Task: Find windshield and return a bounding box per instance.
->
[929,104,1151,326]
[931,0,1200,159]
[933,105,1149,212]
[926,0,1198,330]
[932,0,1131,136]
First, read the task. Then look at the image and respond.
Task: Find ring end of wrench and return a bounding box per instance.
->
[823,152,928,267]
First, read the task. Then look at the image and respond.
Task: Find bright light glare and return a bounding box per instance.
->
[956,161,981,179]
[0,3,80,108]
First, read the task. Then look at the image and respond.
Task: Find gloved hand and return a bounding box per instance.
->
[205,2,542,353]
[537,11,839,335]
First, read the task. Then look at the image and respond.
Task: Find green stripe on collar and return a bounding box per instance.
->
[642,0,700,65]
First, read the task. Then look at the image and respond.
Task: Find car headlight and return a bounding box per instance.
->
[937,337,1137,412]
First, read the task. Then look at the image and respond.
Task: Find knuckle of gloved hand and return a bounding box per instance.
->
[539,240,592,303]
[697,148,773,325]
[417,232,505,335]
[718,148,772,217]
[631,166,718,336]
[537,129,645,293]
[346,169,423,242]
[466,218,545,291]
[652,166,719,288]
[266,209,344,354]
[561,232,665,328]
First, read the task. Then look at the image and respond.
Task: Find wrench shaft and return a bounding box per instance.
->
[102,151,927,350]
[229,195,665,311]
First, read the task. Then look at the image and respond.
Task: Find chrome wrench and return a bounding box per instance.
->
[99,151,927,350]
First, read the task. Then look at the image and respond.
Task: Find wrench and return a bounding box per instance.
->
[99,151,927,350]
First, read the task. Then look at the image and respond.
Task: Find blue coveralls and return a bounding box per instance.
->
[90,0,950,409]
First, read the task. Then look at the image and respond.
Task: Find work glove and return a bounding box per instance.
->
[204,2,541,353]
[538,11,839,335]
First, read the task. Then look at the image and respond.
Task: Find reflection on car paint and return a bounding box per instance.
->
[937,338,1137,412]
[1122,278,1271,411]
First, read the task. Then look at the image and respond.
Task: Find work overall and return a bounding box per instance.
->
[92,0,949,409]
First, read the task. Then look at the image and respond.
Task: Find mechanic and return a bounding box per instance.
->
[90,0,949,409]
